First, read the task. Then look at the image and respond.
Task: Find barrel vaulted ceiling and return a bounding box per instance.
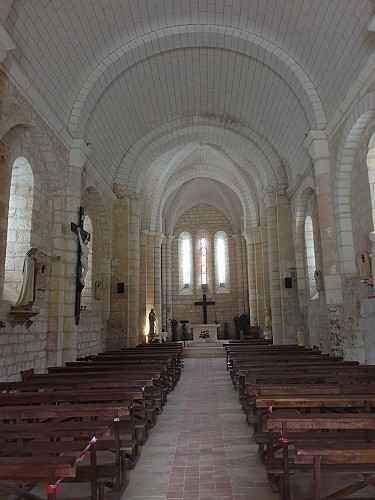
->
[1,1,374,231]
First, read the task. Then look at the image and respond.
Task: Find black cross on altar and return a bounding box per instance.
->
[194,294,215,324]
[71,206,90,325]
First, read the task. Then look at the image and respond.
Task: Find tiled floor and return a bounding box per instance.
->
[27,355,375,499]
[124,358,278,500]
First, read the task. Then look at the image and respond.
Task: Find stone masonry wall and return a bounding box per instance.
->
[171,204,247,338]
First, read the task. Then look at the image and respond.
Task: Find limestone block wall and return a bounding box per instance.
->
[170,204,247,336]
[0,73,111,379]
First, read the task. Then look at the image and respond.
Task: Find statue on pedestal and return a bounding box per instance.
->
[296,328,305,346]
[14,247,39,309]
[149,308,156,336]
[263,306,272,340]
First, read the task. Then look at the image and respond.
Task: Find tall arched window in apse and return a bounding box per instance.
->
[179,232,192,293]
[4,157,34,303]
[214,231,229,292]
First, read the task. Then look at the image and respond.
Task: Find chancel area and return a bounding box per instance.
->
[0,1,375,498]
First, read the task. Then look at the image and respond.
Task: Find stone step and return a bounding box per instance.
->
[183,342,225,358]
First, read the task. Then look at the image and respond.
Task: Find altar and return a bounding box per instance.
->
[190,323,219,342]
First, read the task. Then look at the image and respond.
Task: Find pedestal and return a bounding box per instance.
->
[190,324,219,342]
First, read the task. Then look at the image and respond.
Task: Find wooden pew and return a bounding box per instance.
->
[0,388,141,468]
[294,442,375,500]
[0,456,76,500]
[266,412,375,500]
[19,370,156,444]
[0,419,112,500]
[0,403,131,497]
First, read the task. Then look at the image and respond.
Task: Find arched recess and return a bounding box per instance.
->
[334,92,375,275]
[293,177,317,299]
[0,123,60,305]
[68,25,325,137]
[3,156,34,303]
[144,147,260,232]
[157,165,257,234]
[81,185,112,323]
[164,180,243,236]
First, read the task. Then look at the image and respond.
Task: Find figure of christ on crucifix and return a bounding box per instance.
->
[71,206,91,324]
[194,294,215,324]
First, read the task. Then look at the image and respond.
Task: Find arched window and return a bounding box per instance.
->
[200,237,207,286]
[214,231,229,292]
[305,215,317,299]
[178,232,193,294]
[4,157,34,302]
[194,231,211,290]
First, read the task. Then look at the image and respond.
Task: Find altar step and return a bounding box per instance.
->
[183,342,225,358]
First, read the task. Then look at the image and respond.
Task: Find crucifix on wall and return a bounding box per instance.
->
[71,206,91,325]
[194,294,215,324]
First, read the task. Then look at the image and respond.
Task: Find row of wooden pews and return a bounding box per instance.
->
[0,341,184,499]
[224,340,375,500]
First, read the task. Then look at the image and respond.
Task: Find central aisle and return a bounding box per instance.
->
[124,357,278,499]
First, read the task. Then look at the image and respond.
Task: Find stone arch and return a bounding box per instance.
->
[145,143,259,232]
[155,164,258,234]
[0,123,61,300]
[120,119,285,192]
[68,25,325,137]
[334,92,375,275]
[165,186,242,237]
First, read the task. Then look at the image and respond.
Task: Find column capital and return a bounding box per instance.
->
[242,228,254,245]
[0,25,16,64]
[303,130,329,162]
[69,139,91,169]
[262,187,277,209]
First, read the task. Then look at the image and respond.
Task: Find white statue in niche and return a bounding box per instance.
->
[263,306,272,340]
[296,328,305,346]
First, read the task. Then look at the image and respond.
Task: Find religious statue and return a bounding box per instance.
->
[77,227,89,287]
[14,247,39,309]
[161,326,168,343]
[314,270,324,291]
[296,328,305,346]
[263,306,272,340]
[149,308,156,336]
[181,322,188,341]
[223,321,229,339]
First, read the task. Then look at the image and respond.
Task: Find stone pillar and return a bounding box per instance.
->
[107,197,129,350]
[147,231,155,315]
[139,229,148,343]
[232,234,245,315]
[264,188,283,344]
[163,236,174,334]
[243,229,258,325]
[61,139,90,363]
[154,232,163,332]
[241,236,249,313]
[277,190,304,343]
[128,195,140,347]
[305,131,343,354]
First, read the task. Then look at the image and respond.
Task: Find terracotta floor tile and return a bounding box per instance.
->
[122,358,279,500]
